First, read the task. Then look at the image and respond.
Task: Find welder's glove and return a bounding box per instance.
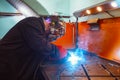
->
[49,45,67,60]
[56,45,67,59]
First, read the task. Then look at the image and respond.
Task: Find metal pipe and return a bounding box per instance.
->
[75,17,79,49]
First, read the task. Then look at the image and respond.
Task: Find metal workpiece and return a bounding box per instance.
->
[41,53,120,80]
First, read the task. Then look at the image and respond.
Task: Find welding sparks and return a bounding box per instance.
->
[68,52,82,65]
[67,49,84,65]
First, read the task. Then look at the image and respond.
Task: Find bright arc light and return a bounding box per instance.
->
[68,52,82,65]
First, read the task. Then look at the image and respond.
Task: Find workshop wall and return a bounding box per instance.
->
[0,0,24,39]
[78,17,120,63]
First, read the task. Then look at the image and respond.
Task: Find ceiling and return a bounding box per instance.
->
[73,0,120,22]
[6,0,120,22]
[78,8,120,22]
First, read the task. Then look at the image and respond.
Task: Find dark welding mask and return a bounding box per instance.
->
[44,16,66,41]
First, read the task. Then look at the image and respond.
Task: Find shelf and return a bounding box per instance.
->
[0,12,22,16]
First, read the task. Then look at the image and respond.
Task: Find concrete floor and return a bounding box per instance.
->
[41,53,120,80]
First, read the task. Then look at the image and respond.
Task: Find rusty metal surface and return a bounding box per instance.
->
[41,53,120,80]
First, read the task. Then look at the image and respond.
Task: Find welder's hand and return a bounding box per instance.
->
[56,45,67,59]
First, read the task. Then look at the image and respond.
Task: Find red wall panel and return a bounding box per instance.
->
[52,23,75,49]
[78,18,120,63]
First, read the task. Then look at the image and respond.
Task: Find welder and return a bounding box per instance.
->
[0,16,67,80]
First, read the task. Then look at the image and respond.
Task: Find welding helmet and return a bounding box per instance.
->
[44,16,66,41]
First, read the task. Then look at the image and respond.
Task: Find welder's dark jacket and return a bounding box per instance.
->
[0,17,58,80]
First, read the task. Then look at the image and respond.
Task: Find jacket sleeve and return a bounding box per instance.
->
[19,17,58,56]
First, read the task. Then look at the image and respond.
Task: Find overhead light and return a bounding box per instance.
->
[111,1,118,8]
[74,0,120,17]
[96,6,102,12]
[86,10,91,14]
